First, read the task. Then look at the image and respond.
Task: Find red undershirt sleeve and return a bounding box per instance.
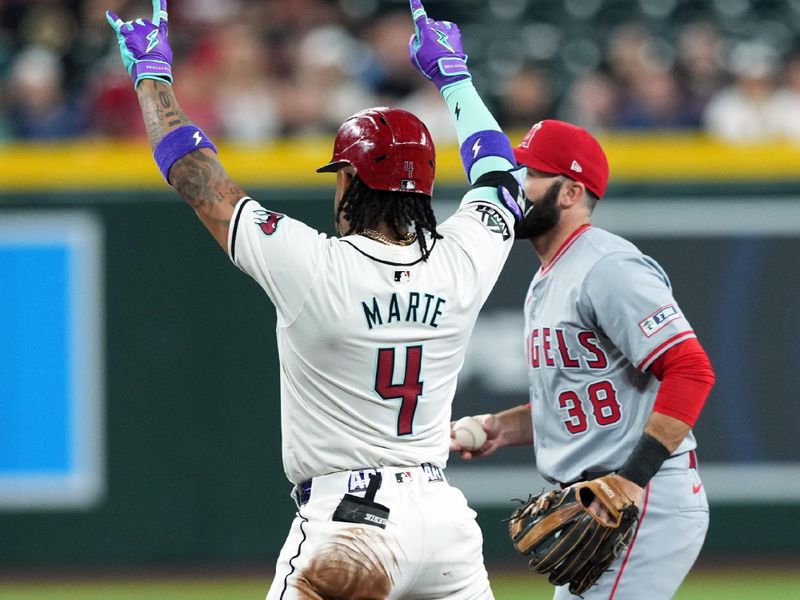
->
[648,337,716,427]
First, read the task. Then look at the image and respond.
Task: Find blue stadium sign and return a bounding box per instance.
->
[0,212,104,510]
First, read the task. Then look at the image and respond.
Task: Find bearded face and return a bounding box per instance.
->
[514,177,563,240]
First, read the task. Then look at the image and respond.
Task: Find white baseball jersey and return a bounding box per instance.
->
[524,225,697,484]
[229,195,514,484]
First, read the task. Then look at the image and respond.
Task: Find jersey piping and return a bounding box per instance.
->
[280,514,309,599]
[229,196,253,263]
[341,236,439,266]
[638,331,697,371]
[539,224,592,277]
[609,482,651,599]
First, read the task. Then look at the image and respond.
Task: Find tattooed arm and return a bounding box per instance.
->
[106,2,245,252]
[136,80,246,251]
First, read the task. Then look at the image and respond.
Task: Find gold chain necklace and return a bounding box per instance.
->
[360,228,417,246]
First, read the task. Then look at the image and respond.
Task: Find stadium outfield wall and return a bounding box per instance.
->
[1,136,799,566]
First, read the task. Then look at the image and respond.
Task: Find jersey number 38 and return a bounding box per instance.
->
[558,380,622,434]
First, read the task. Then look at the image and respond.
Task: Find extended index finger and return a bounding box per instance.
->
[409,0,427,23]
[152,0,168,25]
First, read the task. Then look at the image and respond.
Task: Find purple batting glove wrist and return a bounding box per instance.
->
[500,187,523,221]
[107,1,173,88]
[431,56,470,89]
[131,60,172,86]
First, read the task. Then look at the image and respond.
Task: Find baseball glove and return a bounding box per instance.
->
[508,474,639,596]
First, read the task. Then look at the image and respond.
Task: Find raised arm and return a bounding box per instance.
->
[408,0,527,221]
[106,0,246,251]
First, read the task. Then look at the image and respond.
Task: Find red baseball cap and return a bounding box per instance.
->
[513,120,609,199]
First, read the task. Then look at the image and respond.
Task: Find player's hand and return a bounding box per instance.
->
[500,165,529,222]
[106,0,172,88]
[408,0,471,92]
[450,414,501,460]
[585,474,644,522]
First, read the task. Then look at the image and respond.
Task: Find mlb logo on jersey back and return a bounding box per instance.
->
[639,304,681,337]
[348,469,380,492]
[394,270,411,283]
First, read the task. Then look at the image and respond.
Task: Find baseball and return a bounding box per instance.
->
[453,416,488,450]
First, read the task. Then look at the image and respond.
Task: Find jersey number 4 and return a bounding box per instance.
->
[375,346,423,436]
[558,380,622,434]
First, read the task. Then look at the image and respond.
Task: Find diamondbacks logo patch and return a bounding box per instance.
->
[639,304,681,337]
[253,209,284,236]
[475,205,511,240]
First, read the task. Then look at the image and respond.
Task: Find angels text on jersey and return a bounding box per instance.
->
[526,327,609,371]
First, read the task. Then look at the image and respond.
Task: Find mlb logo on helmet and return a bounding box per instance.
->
[513,120,609,199]
[401,160,417,191]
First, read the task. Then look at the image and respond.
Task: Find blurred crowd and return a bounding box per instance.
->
[3,0,800,144]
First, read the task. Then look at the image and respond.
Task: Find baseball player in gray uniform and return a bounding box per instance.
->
[108,1,527,598]
[454,120,716,599]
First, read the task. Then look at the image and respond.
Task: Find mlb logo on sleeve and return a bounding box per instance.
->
[639,304,681,337]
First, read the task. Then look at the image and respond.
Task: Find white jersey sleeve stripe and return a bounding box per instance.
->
[637,330,697,371]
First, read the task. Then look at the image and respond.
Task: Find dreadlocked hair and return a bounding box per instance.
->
[337,175,442,261]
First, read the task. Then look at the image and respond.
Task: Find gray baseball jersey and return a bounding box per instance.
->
[228,195,514,485]
[524,225,697,484]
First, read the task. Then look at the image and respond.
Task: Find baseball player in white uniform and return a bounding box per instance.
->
[453,120,717,600]
[107,1,528,598]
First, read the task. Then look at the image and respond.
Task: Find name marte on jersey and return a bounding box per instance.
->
[362,291,447,330]
[527,327,609,370]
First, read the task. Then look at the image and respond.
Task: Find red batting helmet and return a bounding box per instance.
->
[513,120,609,199]
[317,107,436,196]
